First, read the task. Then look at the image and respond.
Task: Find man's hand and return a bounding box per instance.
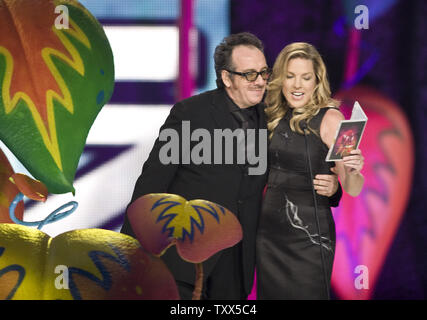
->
[313,173,339,197]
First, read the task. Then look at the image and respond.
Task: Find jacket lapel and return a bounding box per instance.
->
[209,89,239,130]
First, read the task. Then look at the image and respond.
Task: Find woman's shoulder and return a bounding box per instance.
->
[319,106,345,146]
[309,106,341,130]
[322,106,344,123]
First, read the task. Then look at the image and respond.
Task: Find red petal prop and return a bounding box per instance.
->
[331,86,414,299]
[10,173,48,202]
[0,148,23,223]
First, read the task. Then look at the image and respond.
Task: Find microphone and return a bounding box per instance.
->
[300,120,308,131]
[301,119,330,299]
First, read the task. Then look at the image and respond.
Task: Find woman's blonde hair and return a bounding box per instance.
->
[265,42,339,137]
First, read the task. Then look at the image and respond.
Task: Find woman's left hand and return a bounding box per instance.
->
[342,149,364,175]
[313,174,339,197]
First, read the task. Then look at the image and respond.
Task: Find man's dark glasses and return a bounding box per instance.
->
[226,68,272,82]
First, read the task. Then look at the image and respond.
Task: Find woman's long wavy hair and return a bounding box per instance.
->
[265,42,339,138]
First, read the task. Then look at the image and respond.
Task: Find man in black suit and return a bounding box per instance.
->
[120,32,341,299]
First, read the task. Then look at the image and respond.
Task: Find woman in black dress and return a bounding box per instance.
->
[256,42,364,299]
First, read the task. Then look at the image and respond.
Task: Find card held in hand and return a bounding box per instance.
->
[326,101,367,161]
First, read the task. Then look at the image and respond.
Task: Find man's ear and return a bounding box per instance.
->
[221,70,231,88]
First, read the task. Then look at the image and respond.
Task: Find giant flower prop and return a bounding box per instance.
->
[127,193,243,300]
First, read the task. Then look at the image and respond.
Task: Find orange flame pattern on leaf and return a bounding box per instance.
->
[0,0,91,171]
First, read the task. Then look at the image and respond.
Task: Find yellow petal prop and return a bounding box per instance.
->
[0,224,179,300]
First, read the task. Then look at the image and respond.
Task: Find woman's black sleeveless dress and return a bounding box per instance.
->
[256,107,337,300]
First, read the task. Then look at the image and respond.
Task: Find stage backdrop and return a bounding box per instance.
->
[231,0,426,299]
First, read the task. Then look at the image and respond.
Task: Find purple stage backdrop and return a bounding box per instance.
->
[231,0,426,299]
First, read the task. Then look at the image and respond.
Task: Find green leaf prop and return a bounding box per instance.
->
[0,0,115,194]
